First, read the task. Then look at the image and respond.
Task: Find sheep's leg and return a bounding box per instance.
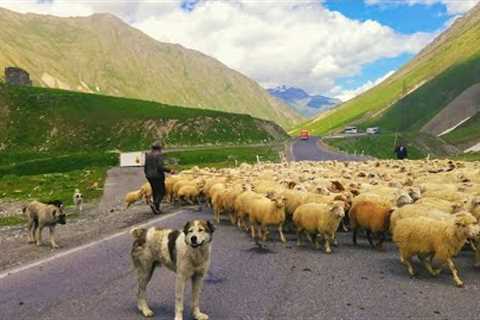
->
[366,230,375,248]
[446,258,464,287]
[324,235,332,254]
[250,223,256,240]
[296,230,303,247]
[257,224,263,240]
[473,239,480,267]
[418,254,441,277]
[375,232,385,250]
[314,234,321,250]
[262,226,269,241]
[229,211,236,225]
[400,252,415,276]
[306,233,314,245]
[352,228,358,245]
[278,224,287,243]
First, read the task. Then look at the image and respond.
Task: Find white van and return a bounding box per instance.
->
[366,127,380,134]
[344,126,358,134]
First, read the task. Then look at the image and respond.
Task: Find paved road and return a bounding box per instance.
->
[2,141,480,320]
[290,137,367,161]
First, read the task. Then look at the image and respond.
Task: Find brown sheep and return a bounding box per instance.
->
[349,200,394,250]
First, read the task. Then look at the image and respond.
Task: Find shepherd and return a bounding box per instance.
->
[144,141,174,214]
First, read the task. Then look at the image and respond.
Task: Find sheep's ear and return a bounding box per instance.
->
[206,220,215,233]
[183,222,191,234]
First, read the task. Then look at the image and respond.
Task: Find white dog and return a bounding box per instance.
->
[73,189,83,212]
[130,219,215,320]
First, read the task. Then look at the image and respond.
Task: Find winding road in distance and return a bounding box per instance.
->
[1,140,479,320]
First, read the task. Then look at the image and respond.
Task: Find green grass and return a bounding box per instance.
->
[327,134,426,159]
[0,145,281,206]
[449,152,480,161]
[166,145,281,169]
[0,84,287,153]
[443,113,480,146]
[0,151,117,205]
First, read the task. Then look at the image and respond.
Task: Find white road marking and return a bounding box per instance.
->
[0,210,185,280]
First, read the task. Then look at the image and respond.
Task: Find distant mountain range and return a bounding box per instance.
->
[0,7,302,129]
[267,86,341,117]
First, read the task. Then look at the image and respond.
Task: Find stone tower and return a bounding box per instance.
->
[4,67,32,86]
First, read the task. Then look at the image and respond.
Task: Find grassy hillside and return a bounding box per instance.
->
[0,7,302,128]
[0,84,288,152]
[293,3,480,135]
[367,56,480,132]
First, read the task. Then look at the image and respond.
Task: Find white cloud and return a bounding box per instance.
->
[332,70,395,102]
[0,0,437,96]
[365,0,479,15]
[132,1,434,94]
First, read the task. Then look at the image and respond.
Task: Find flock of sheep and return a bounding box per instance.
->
[127,158,480,287]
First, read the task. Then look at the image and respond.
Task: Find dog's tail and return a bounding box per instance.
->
[130,227,147,240]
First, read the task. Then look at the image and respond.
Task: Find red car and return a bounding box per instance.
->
[299,129,310,140]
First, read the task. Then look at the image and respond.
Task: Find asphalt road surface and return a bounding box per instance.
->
[290,137,367,161]
[2,141,480,320]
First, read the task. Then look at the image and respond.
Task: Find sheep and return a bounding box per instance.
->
[233,190,263,230]
[415,197,463,214]
[349,200,394,250]
[176,184,202,205]
[247,192,287,243]
[389,204,453,233]
[392,212,480,287]
[125,189,144,209]
[140,182,152,205]
[292,202,345,253]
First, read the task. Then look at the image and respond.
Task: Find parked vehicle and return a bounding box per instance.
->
[366,127,380,134]
[343,126,358,134]
[299,129,310,140]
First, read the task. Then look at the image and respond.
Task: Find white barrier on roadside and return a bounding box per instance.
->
[120,152,145,167]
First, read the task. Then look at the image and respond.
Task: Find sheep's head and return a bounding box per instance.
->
[267,193,286,208]
[407,188,422,202]
[396,193,413,207]
[453,212,480,239]
[315,186,330,195]
[330,203,345,219]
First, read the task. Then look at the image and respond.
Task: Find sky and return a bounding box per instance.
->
[0,0,479,101]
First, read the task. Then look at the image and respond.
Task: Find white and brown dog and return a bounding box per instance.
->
[73,189,83,212]
[130,219,215,320]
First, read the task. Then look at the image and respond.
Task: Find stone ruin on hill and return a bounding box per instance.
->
[4,67,32,86]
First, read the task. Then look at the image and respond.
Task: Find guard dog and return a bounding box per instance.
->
[130,219,215,319]
[23,200,66,248]
[73,188,83,212]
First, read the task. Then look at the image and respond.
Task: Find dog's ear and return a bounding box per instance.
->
[183,221,192,235]
[52,209,57,217]
[206,220,215,233]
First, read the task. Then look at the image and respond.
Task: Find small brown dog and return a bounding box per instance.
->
[23,200,66,248]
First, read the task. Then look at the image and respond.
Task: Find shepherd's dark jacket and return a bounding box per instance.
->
[144,151,170,179]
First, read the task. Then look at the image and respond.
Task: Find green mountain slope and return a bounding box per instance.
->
[0,7,302,128]
[0,84,288,152]
[293,3,480,136]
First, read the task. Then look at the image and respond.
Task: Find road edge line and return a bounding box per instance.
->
[0,210,185,280]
